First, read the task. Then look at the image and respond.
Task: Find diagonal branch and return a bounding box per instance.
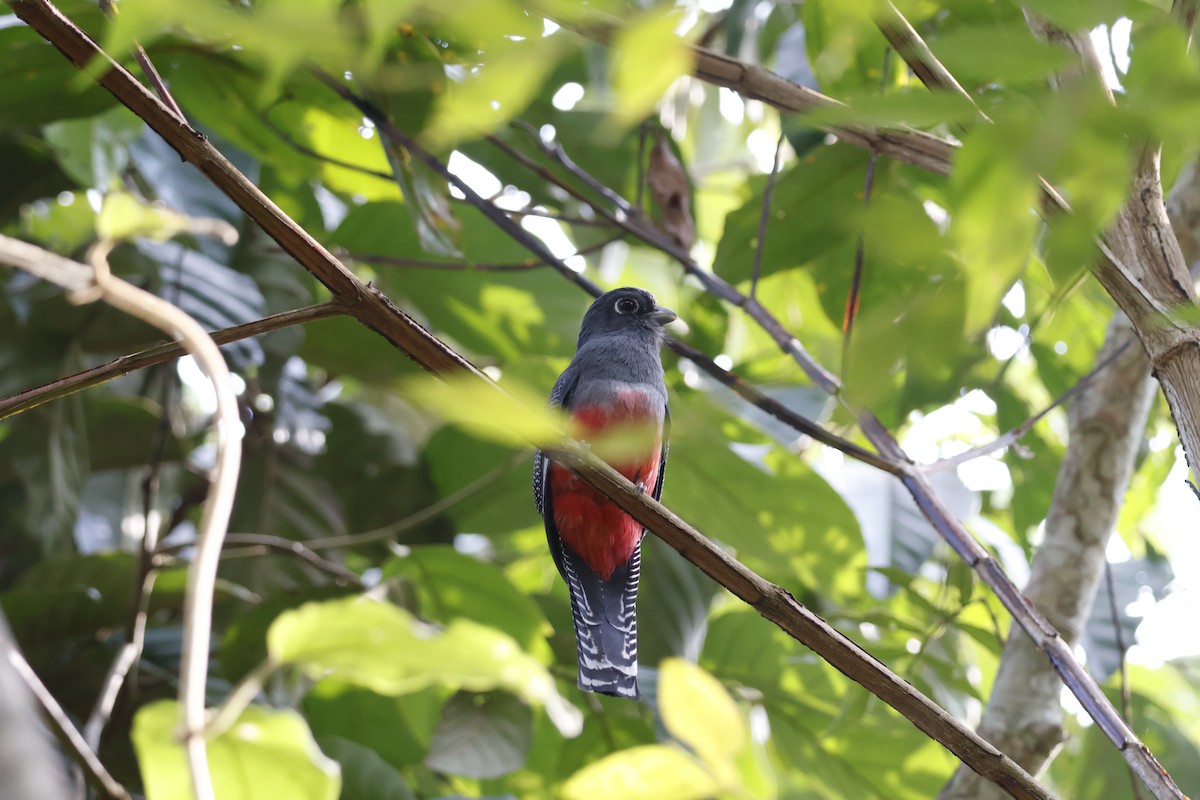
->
[2,626,131,800]
[0,301,347,422]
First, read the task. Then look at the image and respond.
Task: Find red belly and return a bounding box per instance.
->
[550,392,661,580]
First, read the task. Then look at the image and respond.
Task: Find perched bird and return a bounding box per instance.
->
[533,287,676,699]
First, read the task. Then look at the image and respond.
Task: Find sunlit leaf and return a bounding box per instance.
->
[266,596,582,735]
[133,701,340,800]
[404,373,564,447]
[610,9,692,127]
[561,744,719,800]
[659,658,745,785]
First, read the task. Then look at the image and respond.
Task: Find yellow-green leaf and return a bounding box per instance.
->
[659,658,745,784]
[132,701,339,800]
[267,596,581,735]
[404,374,565,448]
[610,10,692,127]
[96,191,184,242]
[561,744,719,800]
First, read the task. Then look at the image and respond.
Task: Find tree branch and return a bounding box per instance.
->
[0,301,346,422]
[1,619,130,800]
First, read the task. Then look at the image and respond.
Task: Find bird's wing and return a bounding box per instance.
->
[650,403,670,503]
[534,364,578,577]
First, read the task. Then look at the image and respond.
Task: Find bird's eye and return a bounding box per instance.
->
[614,297,639,315]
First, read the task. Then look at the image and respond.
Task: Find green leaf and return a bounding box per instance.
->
[610,10,692,127]
[930,25,1073,86]
[404,373,564,448]
[97,191,191,241]
[713,146,867,284]
[659,658,745,785]
[133,701,340,800]
[317,736,418,800]
[425,40,564,148]
[561,744,719,800]
[382,546,553,660]
[304,682,440,770]
[0,2,117,125]
[423,692,532,779]
[266,597,581,735]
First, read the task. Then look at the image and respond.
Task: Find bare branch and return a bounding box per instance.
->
[749,131,786,300]
[2,627,131,800]
[927,336,1135,472]
[156,534,366,588]
[0,302,346,422]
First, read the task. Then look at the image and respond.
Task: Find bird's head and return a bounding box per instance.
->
[577,287,678,348]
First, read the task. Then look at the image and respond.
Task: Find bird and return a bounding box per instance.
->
[533,287,676,699]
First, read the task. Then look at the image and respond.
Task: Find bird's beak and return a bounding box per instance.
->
[648,305,678,325]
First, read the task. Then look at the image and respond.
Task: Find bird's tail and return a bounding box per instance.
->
[561,544,641,699]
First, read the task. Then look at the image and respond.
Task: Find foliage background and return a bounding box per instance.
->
[1,0,1199,798]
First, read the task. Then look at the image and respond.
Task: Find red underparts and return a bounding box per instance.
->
[550,391,662,580]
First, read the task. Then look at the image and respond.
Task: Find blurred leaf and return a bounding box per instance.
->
[610,10,692,128]
[267,596,582,735]
[561,744,719,800]
[0,2,117,125]
[318,737,418,800]
[97,191,193,241]
[930,25,1073,86]
[43,105,145,190]
[133,700,340,800]
[637,536,719,665]
[424,691,532,779]
[1081,557,1174,682]
[133,239,266,369]
[659,658,745,785]
[405,374,564,447]
[382,546,553,659]
[305,681,441,771]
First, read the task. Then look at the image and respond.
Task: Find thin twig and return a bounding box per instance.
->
[749,131,787,301]
[306,451,527,549]
[927,337,1135,472]
[1104,559,1145,800]
[98,0,185,120]
[0,301,347,422]
[345,232,623,272]
[2,638,132,800]
[842,48,889,377]
[155,534,366,587]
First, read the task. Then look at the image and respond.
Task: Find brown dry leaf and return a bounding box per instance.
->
[647,133,695,250]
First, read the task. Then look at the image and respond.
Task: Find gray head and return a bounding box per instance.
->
[577,287,677,349]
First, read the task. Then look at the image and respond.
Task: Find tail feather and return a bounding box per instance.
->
[561,543,641,699]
